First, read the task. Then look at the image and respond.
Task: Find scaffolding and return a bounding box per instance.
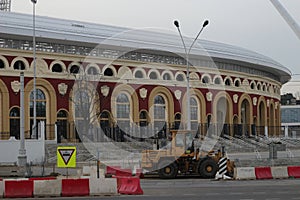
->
[0,0,11,12]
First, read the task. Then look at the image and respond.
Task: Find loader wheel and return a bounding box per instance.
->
[198,158,218,178]
[158,160,178,179]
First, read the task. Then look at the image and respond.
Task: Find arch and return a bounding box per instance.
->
[269,100,276,137]
[50,60,66,73]
[257,82,262,91]
[257,96,267,137]
[224,76,233,86]
[162,70,174,81]
[0,79,9,137]
[213,75,223,85]
[148,69,160,80]
[11,57,29,70]
[111,84,139,123]
[133,68,146,79]
[103,65,117,77]
[86,64,100,75]
[234,78,241,87]
[149,86,174,125]
[238,94,253,137]
[0,55,9,69]
[118,66,132,79]
[25,78,57,139]
[250,81,256,90]
[9,106,20,139]
[173,112,182,130]
[175,71,186,82]
[56,109,69,142]
[190,72,199,80]
[201,74,211,84]
[213,92,233,136]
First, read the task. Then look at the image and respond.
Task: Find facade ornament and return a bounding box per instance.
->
[233,94,239,104]
[253,97,257,106]
[11,80,21,94]
[206,92,213,102]
[174,90,182,100]
[267,99,270,107]
[139,88,148,99]
[101,85,110,97]
[58,83,68,96]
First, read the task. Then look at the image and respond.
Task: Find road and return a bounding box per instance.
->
[7,178,300,200]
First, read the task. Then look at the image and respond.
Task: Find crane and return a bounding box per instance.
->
[269,0,300,40]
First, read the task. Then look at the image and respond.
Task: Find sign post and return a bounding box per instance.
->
[57,146,76,177]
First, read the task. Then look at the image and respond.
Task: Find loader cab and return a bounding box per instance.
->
[171,130,195,156]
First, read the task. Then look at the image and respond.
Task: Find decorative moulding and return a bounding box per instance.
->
[101,85,110,97]
[233,94,239,104]
[174,90,182,100]
[58,83,68,96]
[253,97,257,106]
[11,80,21,93]
[206,92,213,102]
[139,88,148,99]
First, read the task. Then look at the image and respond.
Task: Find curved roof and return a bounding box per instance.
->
[0,11,291,83]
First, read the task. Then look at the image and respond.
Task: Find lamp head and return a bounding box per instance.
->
[203,20,209,27]
[31,0,37,4]
[174,20,180,28]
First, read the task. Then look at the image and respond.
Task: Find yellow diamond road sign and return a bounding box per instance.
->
[57,146,76,168]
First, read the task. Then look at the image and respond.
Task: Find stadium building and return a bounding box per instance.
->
[0,11,291,143]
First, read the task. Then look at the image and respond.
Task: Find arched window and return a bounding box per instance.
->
[13,60,25,70]
[134,70,144,79]
[87,66,98,75]
[116,93,130,135]
[234,80,241,87]
[104,68,114,76]
[225,79,231,86]
[10,107,20,139]
[30,89,46,138]
[250,82,256,90]
[0,59,5,69]
[214,77,222,85]
[190,97,199,131]
[163,73,171,80]
[174,113,181,130]
[139,111,149,127]
[154,95,166,137]
[57,110,68,142]
[52,63,63,73]
[149,71,158,80]
[70,65,80,74]
[176,74,185,82]
[202,76,210,84]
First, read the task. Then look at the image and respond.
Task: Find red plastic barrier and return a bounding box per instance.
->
[288,166,300,178]
[135,169,144,178]
[29,177,56,181]
[118,177,143,195]
[4,180,33,198]
[106,166,121,176]
[255,167,273,179]
[116,168,132,177]
[61,179,89,197]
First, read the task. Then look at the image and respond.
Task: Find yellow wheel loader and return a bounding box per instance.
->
[141,130,234,179]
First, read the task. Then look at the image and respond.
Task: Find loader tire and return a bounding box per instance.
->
[198,158,218,178]
[158,160,178,179]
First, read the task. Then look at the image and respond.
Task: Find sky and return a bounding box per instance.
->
[10,0,300,95]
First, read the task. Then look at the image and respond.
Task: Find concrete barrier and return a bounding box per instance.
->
[235,167,256,180]
[0,181,3,198]
[89,178,118,196]
[61,178,90,197]
[271,166,288,179]
[288,166,300,178]
[33,179,62,197]
[255,167,273,179]
[4,179,33,198]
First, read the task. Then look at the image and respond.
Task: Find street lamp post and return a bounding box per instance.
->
[31,0,37,138]
[174,20,209,131]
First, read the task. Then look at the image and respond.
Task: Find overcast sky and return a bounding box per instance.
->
[11,0,300,95]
